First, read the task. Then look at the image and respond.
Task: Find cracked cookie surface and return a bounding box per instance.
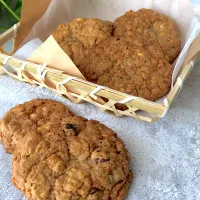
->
[114,9,181,63]
[12,116,132,200]
[78,36,172,101]
[0,99,74,153]
[53,18,113,66]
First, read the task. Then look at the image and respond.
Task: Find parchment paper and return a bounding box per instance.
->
[14,0,51,51]
[28,36,85,79]
[17,0,196,46]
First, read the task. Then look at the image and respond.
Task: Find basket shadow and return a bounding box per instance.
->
[171,60,200,111]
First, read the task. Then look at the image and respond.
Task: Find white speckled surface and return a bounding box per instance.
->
[1,0,200,196]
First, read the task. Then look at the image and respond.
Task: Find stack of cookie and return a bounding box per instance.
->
[53,8,181,102]
[0,99,132,200]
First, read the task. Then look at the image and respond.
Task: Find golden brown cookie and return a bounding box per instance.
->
[12,116,132,200]
[53,18,113,65]
[0,99,74,153]
[114,9,181,63]
[78,36,172,102]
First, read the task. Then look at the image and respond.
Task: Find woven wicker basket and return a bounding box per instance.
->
[0,24,199,122]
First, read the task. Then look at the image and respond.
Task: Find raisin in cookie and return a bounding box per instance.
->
[78,36,172,101]
[114,9,181,63]
[53,18,113,66]
[12,116,132,200]
[0,99,74,153]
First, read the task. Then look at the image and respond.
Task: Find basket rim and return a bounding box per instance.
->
[0,24,199,122]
